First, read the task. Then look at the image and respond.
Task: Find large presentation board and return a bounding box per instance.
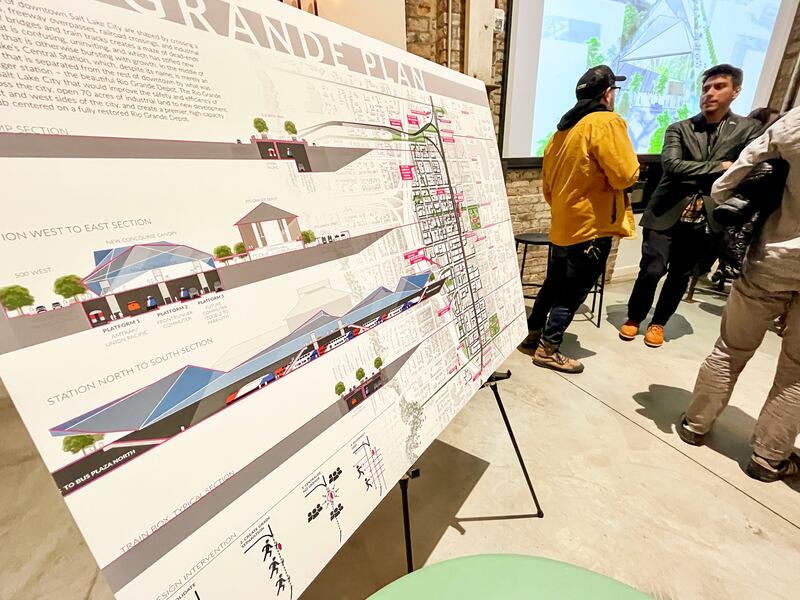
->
[0,1,526,598]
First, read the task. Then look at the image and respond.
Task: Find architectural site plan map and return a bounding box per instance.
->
[0,1,526,597]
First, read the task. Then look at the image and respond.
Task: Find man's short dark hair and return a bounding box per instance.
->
[702,64,743,88]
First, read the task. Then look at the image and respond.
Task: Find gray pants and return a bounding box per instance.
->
[685,268,800,461]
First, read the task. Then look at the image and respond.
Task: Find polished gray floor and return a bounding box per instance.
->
[2,283,798,600]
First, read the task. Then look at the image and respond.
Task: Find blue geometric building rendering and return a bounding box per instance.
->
[50,366,224,436]
[83,243,216,296]
[51,272,444,438]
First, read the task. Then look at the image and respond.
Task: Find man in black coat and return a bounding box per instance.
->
[619,64,763,348]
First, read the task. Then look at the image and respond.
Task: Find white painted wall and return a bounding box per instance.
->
[317,0,407,50]
[613,213,643,283]
[465,0,495,83]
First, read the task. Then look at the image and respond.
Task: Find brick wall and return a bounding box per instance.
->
[405,0,437,62]
[506,167,550,284]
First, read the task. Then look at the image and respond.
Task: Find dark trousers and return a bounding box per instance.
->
[527,237,611,348]
[627,223,709,325]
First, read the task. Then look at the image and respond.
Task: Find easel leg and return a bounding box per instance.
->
[399,468,419,574]
[490,383,544,518]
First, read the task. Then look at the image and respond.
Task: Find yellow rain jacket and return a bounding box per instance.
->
[542,111,640,247]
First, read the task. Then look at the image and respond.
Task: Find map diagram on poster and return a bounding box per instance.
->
[0,1,526,598]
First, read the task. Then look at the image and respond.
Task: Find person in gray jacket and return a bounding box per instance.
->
[620,64,763,348]
[677,106,800,482]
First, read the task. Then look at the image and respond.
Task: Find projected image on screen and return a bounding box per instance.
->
[532,0,781,156]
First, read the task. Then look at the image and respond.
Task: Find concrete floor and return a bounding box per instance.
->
[2,282,798,599]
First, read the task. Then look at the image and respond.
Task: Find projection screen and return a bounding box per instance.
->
[501,0,799,159]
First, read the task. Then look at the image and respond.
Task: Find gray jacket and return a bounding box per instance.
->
[712,107,800,291]
[642,113,763,232]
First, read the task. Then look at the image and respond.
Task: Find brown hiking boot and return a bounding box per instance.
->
[517,329,542,356]
[618,319,640,341]
[533,345,584,374]
[644,324,664,348]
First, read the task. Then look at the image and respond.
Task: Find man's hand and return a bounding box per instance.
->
[721,161,733,170]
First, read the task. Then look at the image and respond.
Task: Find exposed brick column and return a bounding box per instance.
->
[405,0,437,62]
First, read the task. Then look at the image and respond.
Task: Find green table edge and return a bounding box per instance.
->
[368,554,653,599]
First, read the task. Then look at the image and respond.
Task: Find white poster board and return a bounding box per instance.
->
[0,1,527,598]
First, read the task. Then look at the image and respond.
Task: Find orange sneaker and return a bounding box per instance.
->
[618,319,640,341]
[644,324,664,348]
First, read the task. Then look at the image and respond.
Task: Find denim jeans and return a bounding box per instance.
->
[527,237,611,349]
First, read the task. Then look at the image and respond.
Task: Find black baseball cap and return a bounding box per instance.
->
[575,65,626,100]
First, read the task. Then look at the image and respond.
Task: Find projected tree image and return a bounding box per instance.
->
[531,0,781,156]
[648,110,672,154]
[586,37,605,68]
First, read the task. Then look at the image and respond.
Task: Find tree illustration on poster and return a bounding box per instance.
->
[355,367,365,382]
[374,356,383,370]
[214,245,234,262]
[253,117,268,137]
[62,434,104,455]
[284,120,298,138]
[54,274,86,303]
[234,242,246,255]
[0,285,34,315]
[334,381,345,397]
[301,230,316,245]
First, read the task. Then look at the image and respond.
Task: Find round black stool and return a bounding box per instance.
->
[514,232,605,328]
[515,232,551,301]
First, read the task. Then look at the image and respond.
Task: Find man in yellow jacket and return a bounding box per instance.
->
[519,65,639,373]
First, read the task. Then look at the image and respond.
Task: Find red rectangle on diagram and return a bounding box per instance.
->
[407,115,420,126]
[389,118,403,128]
[399,165,414,180]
